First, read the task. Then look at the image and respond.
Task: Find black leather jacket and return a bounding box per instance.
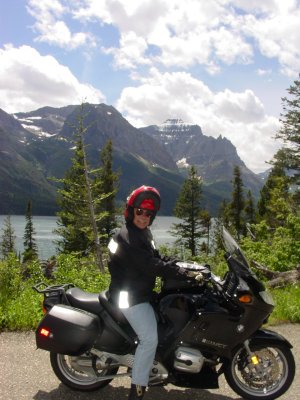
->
[108,221,181,307]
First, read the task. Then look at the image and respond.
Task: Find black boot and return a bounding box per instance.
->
[128,384,146,399]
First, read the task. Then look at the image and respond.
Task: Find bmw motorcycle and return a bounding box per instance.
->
[33,227,295,400]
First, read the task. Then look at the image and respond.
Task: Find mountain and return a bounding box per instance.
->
[141,119,263,205]
[0,109,57,214]
[0,105,264,216]
[0,105,183,214]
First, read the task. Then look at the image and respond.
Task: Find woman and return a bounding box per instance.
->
[108,185,190,399]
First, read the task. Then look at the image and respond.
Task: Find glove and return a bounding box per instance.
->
[186,270,204,282]
[177,267,204,282]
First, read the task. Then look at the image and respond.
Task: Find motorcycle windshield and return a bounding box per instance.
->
[222,226,250,271]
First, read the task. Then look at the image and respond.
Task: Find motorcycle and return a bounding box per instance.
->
[33,226,295,400]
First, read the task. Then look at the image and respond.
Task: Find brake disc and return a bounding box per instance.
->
[240,349,280,389]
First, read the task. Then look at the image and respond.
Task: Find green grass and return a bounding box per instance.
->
[268,285,300,325]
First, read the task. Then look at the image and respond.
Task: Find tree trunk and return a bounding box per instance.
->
[79,117,104,273]
[251,260,300,288]
[82,147,105,273]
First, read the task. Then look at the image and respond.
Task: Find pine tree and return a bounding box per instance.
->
[199,209,211,254]
[55,105,107,271]
[171,166,205,256]
[0,216,16,259]
[55,135,92,253]
[218,199,231,226]
[257,162,290,227]
[276,75,300,184]
[95,139,119,246]
[244,190,256,225]
[229,165,245,239]
[214,199,231,250]
[23,201,38,262]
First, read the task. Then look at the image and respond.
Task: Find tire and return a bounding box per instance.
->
[50,351,119,392]
[224,343,295,400]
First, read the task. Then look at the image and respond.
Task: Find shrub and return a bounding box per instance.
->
[0,254,110,331]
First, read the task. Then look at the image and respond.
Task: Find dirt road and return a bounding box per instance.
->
[0,324,299,400]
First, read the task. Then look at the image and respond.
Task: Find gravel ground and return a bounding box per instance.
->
[0,324,299,400]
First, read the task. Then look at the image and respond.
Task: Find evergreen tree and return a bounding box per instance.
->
[171,166,205,256]
[229,165,245,239]
[214,199,231,250]
[0,216,16,259]
[199,210,211,254]
[23,200,38,262]
[218,199,231,226]
[95,139,119,246]
[55,135,92,253]
[55,106,108,271]
[276,75,300,184]
[257,163,290,228]
[244,190,256,225]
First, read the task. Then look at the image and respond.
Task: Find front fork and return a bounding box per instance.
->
[242,339,266,377]
[244,340,259,365]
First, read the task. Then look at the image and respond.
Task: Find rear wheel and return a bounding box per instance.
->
[50,351,119,391]
[224,344,295,400]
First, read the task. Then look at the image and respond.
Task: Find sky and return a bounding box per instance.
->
[1,0,300,173]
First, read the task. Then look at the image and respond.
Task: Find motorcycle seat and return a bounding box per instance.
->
[66,287,102,315]
[98,290,129,325]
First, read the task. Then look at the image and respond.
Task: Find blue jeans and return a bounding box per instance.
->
[121,302,158,386]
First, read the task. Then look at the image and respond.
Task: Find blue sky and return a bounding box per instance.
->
[1,0,300,173]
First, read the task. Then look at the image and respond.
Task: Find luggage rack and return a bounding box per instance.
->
[32,281,75,293]
[32,281,75,308]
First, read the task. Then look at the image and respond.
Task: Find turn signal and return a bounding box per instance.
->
[40,328,50,337]
[239,294,252,303]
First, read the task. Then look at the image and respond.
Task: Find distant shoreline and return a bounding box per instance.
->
[0,215,180,259]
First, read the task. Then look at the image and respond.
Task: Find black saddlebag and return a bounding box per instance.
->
[36,304,101,355]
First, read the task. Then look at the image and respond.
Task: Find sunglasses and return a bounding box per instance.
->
[135,208,155,217]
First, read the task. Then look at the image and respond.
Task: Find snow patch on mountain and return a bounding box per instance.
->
[158,119,194,132]
[152,119,199,146]
[176,158,190,168]
[15,115,57,138]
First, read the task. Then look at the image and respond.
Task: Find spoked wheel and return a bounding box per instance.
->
[224,344,295,400]
[50,351,119,391]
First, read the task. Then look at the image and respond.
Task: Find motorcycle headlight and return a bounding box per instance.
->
[259,290,275,306]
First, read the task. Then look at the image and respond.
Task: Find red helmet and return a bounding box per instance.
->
[125,185,161,225]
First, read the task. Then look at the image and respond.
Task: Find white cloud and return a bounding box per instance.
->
[256,69,272,76]
[67,0,300,77]
[117,69,281,172]
[117,69,213,125]
[240,4,300,78]
[103,31,150,69]
[27,0,97,49]
[214,89,265,123]
[0,45,105,113]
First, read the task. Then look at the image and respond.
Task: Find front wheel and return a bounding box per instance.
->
[224,344,295,400]
[50,352,119,391]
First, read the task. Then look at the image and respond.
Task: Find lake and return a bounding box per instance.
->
[0,215,181,259]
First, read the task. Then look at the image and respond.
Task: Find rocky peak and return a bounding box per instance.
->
[158,119,202,135]
[0,107,33,143]
[142,119,203,149]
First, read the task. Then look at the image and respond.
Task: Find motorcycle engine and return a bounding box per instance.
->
[174,346,204,373]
